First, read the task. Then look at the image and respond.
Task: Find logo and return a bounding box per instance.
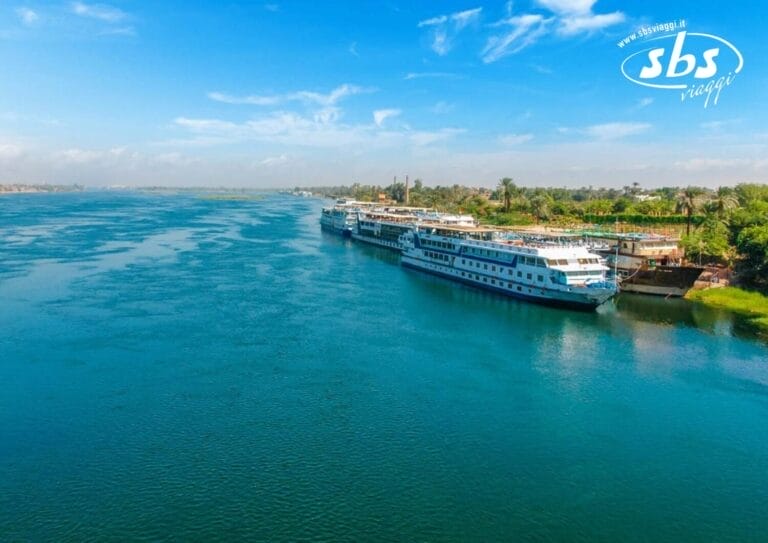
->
[618,22,744,108]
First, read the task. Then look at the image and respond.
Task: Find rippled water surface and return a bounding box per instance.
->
[1,192,767,542]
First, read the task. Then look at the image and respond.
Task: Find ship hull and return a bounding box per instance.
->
[350,232,402,251]
[402,255,613,311]
[620,266,704,297]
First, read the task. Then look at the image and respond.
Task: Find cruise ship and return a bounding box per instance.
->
[320,199,374,237]
[352,208,477,250]
[400,225,617,310]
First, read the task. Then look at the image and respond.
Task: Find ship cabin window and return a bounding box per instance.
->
[537,275,543,282]
[517,271,522,278]
[462,259,465,264]
[526,273,532,280]
[484,264,488,270]
[536,258,546,268]
[491,266,496,272]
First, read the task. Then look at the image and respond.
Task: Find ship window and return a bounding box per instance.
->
[537,275,543,282]
[492,266,496,272]
[508,282,513,288]
[517,286,522,292]
[462,259,465,264]
[537,258,546,268]
[558,259,568,265]
[475,275,480,280]
[491,279,495,284]
[526,273,532,280]
[484,264,488,270]
[517,271,522,278]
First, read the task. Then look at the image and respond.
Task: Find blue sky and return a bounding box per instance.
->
[0,0,766,187]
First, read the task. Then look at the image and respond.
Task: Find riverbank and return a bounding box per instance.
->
[686,287,768,335]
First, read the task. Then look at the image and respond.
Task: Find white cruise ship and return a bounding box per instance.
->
[400,225,616,310]
[352,208,477,250]
[320,199,375,237]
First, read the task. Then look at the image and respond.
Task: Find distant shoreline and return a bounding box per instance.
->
[0,184,84,194]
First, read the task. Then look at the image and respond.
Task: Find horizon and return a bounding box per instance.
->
[1,1,766,188]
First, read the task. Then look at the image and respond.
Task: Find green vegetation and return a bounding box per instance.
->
[686,287,768,335]
[301,181,768,290]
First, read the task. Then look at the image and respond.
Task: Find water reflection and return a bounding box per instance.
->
[609,293,763,341]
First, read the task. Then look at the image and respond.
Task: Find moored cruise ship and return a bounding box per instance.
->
[320,199,374,237]
[352,208,478,250]
[400,225,617,310]
[352,211,420,250]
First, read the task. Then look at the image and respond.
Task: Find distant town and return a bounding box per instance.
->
[0,183,84,194]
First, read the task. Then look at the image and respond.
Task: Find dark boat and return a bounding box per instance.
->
[619,264,704,296]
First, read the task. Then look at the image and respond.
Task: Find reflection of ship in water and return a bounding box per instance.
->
[593,233,704,297]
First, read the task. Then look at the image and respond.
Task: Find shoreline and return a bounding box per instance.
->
[686,287,768,336]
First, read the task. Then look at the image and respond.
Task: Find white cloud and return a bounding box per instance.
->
[418,7,482,55]
[16,7,39,25]
[70,2,128,22]
[557,11,625,35]
[404,72,459,80]
[0,142,25,159]
[54,146,135,164]
[536,0,597,15]
[482,14,553,62]
[531,63,553,74]
[482,0,624,62]
[348,41,359,57]
[452,7,483,30]
[170,109,463,150]
[409,128,464,146]
[584,122,651,140]
[637,97,654,108]
[175,117,240,133]
[499,133,534,145]
[418,15,449,27]
[313,107,340,124]
[260,154,288,166]
[373,109,401,127]
[673,158,751,171]
[208,84,371,107]
[207,92,281,106]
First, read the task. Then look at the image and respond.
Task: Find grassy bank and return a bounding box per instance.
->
[686,287,768,334]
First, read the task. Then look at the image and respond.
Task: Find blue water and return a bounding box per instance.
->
[1,192,767,542]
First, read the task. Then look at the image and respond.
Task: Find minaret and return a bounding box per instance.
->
[405,175,410,205]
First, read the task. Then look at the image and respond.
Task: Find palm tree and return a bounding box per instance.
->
[497,177,515,213]
[676,186,705,236]
[711,186,739,219]
[530,194,553,223]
